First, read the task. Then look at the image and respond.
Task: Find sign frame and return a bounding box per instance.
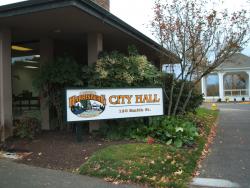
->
[65,87,165,122]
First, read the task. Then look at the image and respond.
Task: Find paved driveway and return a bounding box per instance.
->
[191,103,250,188]
[0,159,138,188]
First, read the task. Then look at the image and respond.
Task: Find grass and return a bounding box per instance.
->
[194,108,219,136]
[195,107,218,119]
[79,108,219,187]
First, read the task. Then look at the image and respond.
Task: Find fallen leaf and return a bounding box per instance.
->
[136,176,142,180]
[159,176,169,183]
[104,177,114,182]
[174,169,183,176]
[171,160,176,165]
[166,155,172,160]
[113,181,119,185]
[93,164,101,171]
[150,176,157,181]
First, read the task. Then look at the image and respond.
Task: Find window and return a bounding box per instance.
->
[206,74,219,96]
[224,72,248,96]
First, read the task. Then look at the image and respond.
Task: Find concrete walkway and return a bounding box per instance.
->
[0,159,138,188]
[191,103,250,188]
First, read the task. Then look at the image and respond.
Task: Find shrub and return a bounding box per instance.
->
[99,118,145,140]
[100,116,199,147]
[13,117,41,139]
[34,56,83,129]
[86,47,162,87]
[133,116,199,147]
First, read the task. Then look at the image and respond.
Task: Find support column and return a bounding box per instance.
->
[247,71,250,100]
[88,33,103,132]
[0,28,12,142]
[88,33,103,64]
[40,38,54,130]
[218,72,224,101]
[201,77,206,97]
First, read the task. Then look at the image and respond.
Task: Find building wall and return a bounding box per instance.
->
[91,0,110,11]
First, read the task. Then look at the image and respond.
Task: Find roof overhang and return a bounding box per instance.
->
[0,0,177,64]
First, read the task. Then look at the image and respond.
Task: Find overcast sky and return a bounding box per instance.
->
[0,0,249,55]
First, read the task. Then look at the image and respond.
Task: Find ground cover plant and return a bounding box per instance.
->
[99,116,199,148]
[79,108,218,187]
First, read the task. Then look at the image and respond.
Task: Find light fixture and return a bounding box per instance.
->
[24,65,39,69]
[53,29,61,33]
[11,45,33,52]
[24,60,39,63]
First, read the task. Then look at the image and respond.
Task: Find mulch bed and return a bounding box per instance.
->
[2,131,133,172]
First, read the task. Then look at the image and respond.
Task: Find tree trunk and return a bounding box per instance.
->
[172,81,185,115]
[167,78,175,116]
[181,88,193,114]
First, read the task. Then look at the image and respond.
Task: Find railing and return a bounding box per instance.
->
[224,89,248,96]
[13,96,40,111]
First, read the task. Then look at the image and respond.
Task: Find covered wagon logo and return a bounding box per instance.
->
[69,91,106,118]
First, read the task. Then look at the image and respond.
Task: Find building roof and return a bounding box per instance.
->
[0,0,177,63]
[217,53,250,70]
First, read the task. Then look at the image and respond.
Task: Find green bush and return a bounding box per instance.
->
[138,116,199,147]
[99,118,145,140]
[86,47,162,87]
[13,117,41,139]
[100,116,199,147]
[34,56,83,129]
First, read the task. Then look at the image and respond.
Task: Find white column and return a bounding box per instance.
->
[218,72,224,101]
[40,38,54,130]
[247,71,250,99]
[201,77,206,97]
[88,33,103,132]
[0,28,12,141]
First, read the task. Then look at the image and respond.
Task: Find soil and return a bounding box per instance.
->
[2,131,132,172]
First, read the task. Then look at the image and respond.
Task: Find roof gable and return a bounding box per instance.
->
[217,53,250,69]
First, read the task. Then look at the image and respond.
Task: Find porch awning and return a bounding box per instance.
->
[0,0,177,65]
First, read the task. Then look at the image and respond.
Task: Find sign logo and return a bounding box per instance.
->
[69,91,106,118]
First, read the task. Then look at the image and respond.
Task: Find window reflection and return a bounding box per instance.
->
[224,72,248,96]
[206,74,219,96]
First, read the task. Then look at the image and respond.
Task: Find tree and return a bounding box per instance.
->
[152,0,250,115]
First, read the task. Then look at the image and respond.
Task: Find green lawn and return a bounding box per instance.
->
[79,108,218,187]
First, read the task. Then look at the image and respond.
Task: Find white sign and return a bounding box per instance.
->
[66,88,164,122]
